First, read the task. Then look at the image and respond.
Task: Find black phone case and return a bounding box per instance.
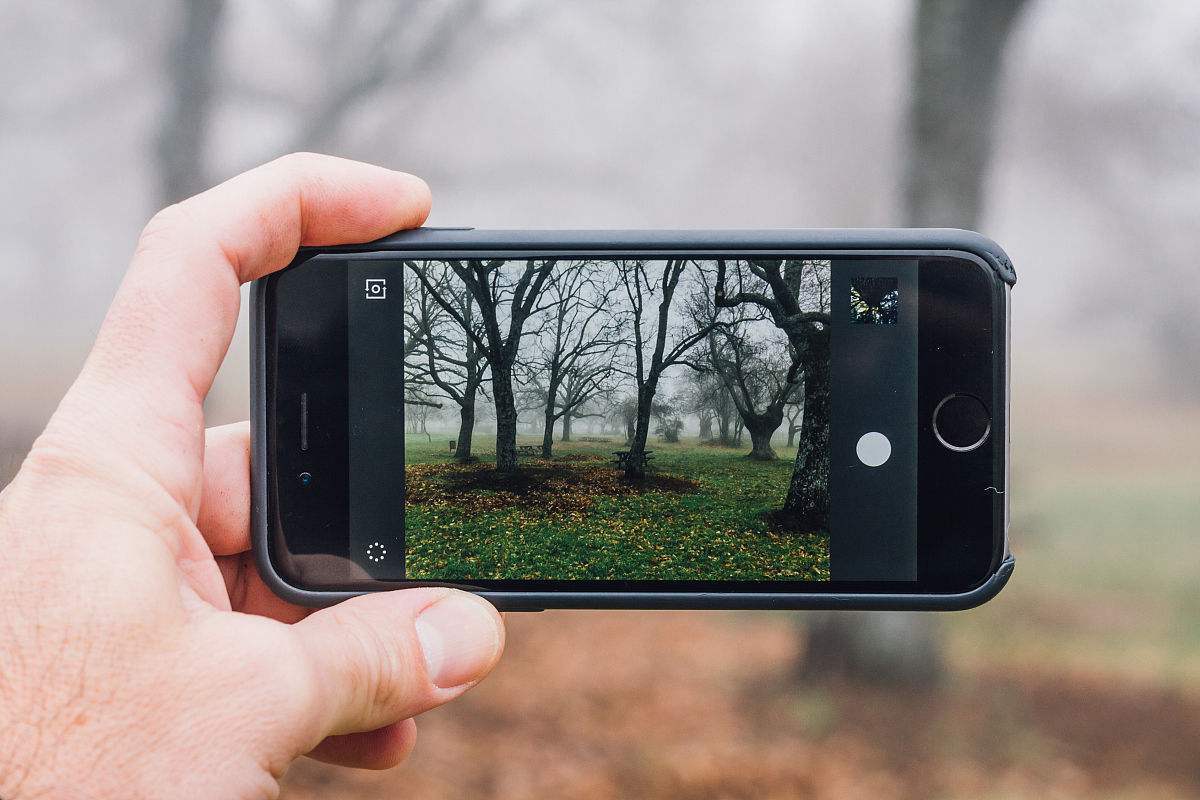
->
[251,228,1015,611]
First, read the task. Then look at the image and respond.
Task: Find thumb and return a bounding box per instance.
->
[290,588,504,739]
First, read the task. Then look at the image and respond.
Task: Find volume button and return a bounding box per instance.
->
[300,392,309,452]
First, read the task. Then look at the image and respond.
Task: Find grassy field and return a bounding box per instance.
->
[402,434,830,581]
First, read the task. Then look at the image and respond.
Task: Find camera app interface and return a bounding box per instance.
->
[347,257,918,585]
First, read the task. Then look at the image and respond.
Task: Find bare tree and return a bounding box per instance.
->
[682,372,719,443]
[615,260,719,479]
[785,398,804,448]
[711,378,740,447]
[156,0,500,207]
[526,264,622,457]
[285,0,483,152]
[556,372,613,443]
[652,397,685,443]
[690,267,802,461]
[403,264,489,461]
[409,259,558,474]
[710,324,800,460]
[404,396,438,441]
[610,396,639,444]
[715,259,831,527]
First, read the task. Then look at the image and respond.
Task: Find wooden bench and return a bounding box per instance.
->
[612,450,654,471]
[580,436,612,443]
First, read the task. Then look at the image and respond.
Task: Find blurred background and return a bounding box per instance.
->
[2,1,1199,797]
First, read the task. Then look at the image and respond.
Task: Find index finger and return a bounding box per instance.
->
[45,153,429,507]
[109,152,427,404]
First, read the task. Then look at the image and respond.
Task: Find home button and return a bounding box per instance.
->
[933,394,991,452]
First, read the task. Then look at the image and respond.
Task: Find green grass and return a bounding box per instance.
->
[402,433,829,581]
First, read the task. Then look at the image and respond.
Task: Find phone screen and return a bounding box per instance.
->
[339,257,922,586]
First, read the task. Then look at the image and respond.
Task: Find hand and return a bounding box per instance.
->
[0,154,505,798]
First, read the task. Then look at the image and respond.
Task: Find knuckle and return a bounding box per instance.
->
[140,202,189,239]
[270,151,327,175]
[134,202,200,260]
[267,152,335,213]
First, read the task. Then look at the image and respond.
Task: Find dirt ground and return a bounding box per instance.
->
[278,611,1200,800]
[279,396,1200,799]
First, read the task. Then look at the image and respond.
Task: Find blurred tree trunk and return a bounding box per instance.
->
[904,0,1029,228]
[157,0,225,206]
[799,0,1028,688]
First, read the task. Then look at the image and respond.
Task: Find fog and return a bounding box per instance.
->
[3,2,1200,796]
[5,4,1198,479]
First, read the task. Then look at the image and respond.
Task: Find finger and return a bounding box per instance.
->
[105,152,429,402]
[44,153,430,511]
[290,589,504,738]
[307,719,418,770]
[216,551,311,624]
[198,421,251,556]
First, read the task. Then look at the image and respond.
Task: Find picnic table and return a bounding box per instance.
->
[516,445,541,457]
[612,450,654,470]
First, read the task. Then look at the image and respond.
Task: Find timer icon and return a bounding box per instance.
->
[365,541,387,563]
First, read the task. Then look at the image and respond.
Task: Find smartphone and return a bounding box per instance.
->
[251,229,1014,610]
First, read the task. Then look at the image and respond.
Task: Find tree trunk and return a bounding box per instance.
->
[561,412,573,442]
[698,413,713,441]
[787,423,799,447]
[455,396,476,462]
[782,330,830,530]
[541,372,561,458]
[905,0,1029,229]
[798,0,1028,690]
[625,385,656,479]
[716,407,733,446]
[799,612,944,688]
[744,412,782,461]
[492,363,519,474]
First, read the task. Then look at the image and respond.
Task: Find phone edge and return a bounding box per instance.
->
[250,228,1015,611]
